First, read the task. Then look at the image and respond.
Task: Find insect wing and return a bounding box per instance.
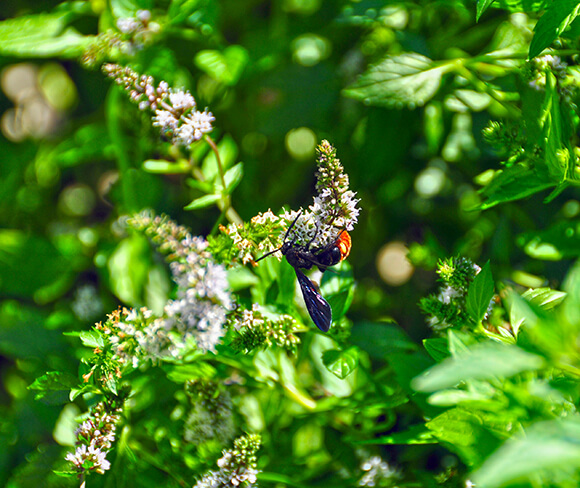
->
[295,269,332,332]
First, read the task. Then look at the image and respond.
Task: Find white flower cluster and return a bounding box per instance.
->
[71,284,104,321]
[100,238,233,364]
[184,382,235,446]
[65,402,121,475]
[163,236,234,353]
[358,456,398,487]
[103,64,215,147]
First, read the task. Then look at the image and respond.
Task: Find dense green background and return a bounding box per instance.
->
[2,0,580,486]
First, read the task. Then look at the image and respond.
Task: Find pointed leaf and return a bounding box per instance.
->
[529,0,580,59]
[184,193,221,210]
[413,342,545,392]
[343,53,446,109]
[322,347,359,379]
[466,261,495,323]
[477,0,497,21]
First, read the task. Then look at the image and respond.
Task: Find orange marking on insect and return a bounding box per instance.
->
[336,231,351,261]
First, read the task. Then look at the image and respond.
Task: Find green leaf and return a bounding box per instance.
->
[466,261,495,323]
[0,12,91,58]
[423,338,450,362]
[356,423,437,445]
[476,0,497,21]
[529,0,580,59]
[143,159,191,174]
[522,287,567,309]
[426,408,502,466]
[475,164,555,210]
[322,347,359,379]
[201,135,239,181]
[79,330,104,349]
[519,220,580,260]
[184,193,221,210]
[321,263,355,321]
[343,53,446,109]
[494,0,549,12]
[194,45,249,85]
[350,320,418,360]
[473,419,580,487]
[217,162,244,194]
[412,342,545,392]
[28,371,78,404]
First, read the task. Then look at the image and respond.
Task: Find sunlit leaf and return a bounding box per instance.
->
[466,261,495,323]
[473,419,580,487]
[0,12,91,58]
[322,347,359,379]
[195,45,249,85]
[529,0,580,58]
[413,342,545,392]
[522,287,567,309]
[343,53,447,109]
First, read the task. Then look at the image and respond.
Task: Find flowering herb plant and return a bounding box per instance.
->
[3,1,580,488]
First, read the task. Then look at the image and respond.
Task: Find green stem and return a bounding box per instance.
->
[106,87,139,212]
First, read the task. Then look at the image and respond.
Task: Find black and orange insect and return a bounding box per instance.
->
[255,216,351,332]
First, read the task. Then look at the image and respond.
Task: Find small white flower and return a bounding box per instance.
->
[136,9,151,22]
[153,109,178,130]
[117,17,139,33]
[169,90,196,110]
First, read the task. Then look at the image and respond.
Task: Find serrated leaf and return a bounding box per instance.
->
[0,13,90,58]
[79,330,104,349]
[29,371,78,391]
[529,0,580,59]
[466,262,495,323]
[426,408,501,466]
[475,164,555,210]
[494,0,549,12]
[184,193,221,210]
[477,0,497,21]
[522,287,567,309]
[412,342,545,392]
[423,338,450,362]
[343,53,447,109]
[473,419,580,487]
[29,371,78,404]
[322,347,359,379]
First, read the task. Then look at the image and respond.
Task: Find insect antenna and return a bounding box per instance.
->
[254,210,303,263]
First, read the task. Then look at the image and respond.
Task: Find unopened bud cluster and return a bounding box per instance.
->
[103,64,215,146]
[229,304,301,353]
[420,257,484,330]
[193,434,261,488]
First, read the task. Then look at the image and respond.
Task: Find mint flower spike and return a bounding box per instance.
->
[103,64,215,146]
[65,402,121,477]
[282,140,360,250]
[193,434,261,488]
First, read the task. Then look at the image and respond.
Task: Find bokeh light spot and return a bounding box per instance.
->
[59,184,96,217]
[285,127,317,160]
[376,242,414,286]
[292,34,331,66]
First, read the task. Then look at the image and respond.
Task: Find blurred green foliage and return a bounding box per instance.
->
[2,0,580,487]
